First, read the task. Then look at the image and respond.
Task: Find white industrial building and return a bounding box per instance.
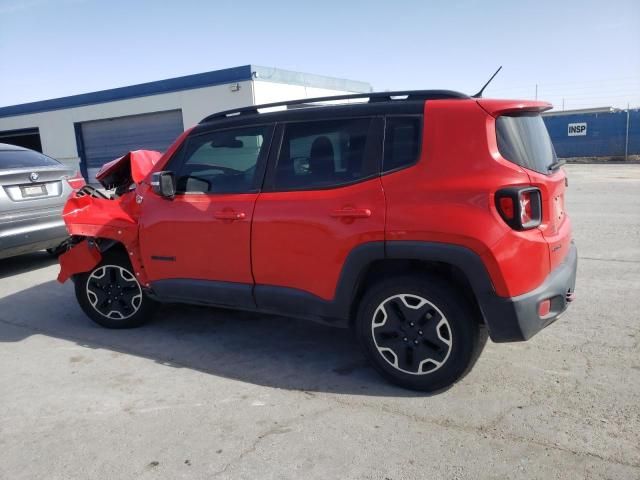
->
[0,65,371,179]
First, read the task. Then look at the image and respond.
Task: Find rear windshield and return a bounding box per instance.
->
[0,149,61,169]
[496,114,557,174]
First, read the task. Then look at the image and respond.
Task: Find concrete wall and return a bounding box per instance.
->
[0,81,254,169]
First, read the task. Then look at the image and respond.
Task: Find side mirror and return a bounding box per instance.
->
[151,171,176,198]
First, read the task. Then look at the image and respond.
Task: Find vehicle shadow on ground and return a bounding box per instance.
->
[0,251,58,280]
[0,278,423,397]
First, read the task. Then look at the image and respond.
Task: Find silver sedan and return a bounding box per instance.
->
[0,143,84,260]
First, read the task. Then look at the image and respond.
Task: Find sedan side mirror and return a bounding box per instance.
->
[151,171,176,198]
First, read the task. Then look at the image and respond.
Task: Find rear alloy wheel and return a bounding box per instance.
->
[356,276,487,392]
[75,253,156,328]
[371,294,453,375]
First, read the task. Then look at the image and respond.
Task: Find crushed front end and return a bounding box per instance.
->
[56,150,162,285]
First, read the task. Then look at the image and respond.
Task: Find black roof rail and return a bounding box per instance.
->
[199,89,469,123]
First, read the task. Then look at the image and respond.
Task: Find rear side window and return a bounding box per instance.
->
[0,149,60,169]
[496,114,558,174]
[273,118,375,190]
[383,116,421,172]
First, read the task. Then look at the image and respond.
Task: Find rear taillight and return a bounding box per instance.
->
[495,187,542,230]
[66,171,86,190]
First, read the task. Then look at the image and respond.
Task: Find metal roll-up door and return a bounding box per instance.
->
[79,109,184,181]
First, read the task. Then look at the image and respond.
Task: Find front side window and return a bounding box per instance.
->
[273,118,374,190]
[174,125,271,193]
[383,116,421,172]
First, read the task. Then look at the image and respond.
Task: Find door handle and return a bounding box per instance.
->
[214,211,246,221]
[330,207,372,218]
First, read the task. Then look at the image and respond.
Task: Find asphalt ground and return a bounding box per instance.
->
[0,164,638,479]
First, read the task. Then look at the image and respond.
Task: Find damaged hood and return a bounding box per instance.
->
[95,150,162,188]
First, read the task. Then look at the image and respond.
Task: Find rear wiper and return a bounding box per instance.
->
[548,159,566,172]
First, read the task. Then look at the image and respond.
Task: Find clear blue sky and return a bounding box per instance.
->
[1,0,638,110]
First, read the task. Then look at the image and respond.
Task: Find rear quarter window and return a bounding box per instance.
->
[383,116,422,172]
[496,114,557,174]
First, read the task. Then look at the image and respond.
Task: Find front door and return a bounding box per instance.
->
[138,124,273,305]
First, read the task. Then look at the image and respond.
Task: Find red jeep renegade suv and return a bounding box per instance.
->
[58,90,577,391]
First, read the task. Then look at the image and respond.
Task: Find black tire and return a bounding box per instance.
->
[74,251,157,329]
[355,275,487,392]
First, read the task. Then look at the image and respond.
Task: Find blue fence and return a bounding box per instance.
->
[543,110,640,158]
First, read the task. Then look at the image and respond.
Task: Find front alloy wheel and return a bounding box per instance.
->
[86,265,142,320]
[75,252,156,329]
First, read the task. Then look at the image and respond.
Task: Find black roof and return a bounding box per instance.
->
[199,89,468,125]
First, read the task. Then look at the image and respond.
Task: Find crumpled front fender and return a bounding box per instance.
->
[58,239,102,283]
[58,190,148,284]
[63,192,139,239]
[95,150,162,188]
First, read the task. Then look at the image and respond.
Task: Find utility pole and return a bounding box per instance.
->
[562,98,565,111]
[625,103,630,162]
[535,84,538,100]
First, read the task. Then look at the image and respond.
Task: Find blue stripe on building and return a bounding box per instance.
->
[0,65,372,119]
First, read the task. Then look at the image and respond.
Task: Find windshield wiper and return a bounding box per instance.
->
[548,159,566,172]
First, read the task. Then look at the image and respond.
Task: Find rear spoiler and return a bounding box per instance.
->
[476,99,553,117]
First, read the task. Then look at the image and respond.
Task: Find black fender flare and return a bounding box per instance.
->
[332,241,522,341]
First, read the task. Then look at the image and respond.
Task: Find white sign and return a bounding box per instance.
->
[568,122,587,136]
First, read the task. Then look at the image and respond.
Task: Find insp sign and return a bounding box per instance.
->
[568,122,587,136]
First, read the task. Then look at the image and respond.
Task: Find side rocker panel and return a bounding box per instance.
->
[254,241,385,324]
[142,243,385,325]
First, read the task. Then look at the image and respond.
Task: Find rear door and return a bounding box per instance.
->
[251,117,385,306]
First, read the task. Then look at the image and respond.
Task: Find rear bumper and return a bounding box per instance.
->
[482,242,578,342]
[0,220,68,260]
